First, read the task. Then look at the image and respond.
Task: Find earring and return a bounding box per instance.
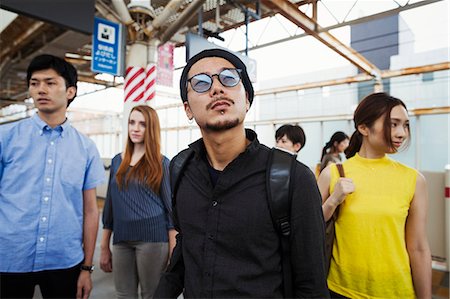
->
[188,118,194,124]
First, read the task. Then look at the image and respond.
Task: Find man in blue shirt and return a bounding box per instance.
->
[0,54,105,299]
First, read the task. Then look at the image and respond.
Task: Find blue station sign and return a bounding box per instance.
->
[91,17,125,76]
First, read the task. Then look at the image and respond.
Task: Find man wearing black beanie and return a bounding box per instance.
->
[155,48,329,298]
[179,48,254,105]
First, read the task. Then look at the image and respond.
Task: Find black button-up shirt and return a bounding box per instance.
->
[156,129,328,298]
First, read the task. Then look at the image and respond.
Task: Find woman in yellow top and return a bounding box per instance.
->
[318,92,431,299]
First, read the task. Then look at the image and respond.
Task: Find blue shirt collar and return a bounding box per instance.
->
[32,113,70,137]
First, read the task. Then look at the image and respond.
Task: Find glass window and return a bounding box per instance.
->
[418,114,449,171]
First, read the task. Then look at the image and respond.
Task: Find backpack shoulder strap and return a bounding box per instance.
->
[170,148,194,231]
[266,147,297,298]
[170,148,194,195]
[266,148,297,235]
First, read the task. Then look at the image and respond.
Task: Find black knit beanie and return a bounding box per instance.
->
[180,48,254,106]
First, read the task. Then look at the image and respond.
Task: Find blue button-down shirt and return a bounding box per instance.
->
[0,114,105,272]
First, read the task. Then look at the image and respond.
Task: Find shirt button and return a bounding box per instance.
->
[205,272,210,277]
[42,217,47,222]
[212,201,218,207]
[47,159,52,164]
[50,141,54,145]
[39,130,43,135]
[208,234,214,240]
[46,178,51,182]
[39,237,45,242]
[43,197,49,202]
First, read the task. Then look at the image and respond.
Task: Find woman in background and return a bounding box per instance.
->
[318,93,431,299]
[100,105,176,299]
[319,131,349,173]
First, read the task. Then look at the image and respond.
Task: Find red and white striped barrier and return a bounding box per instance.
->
[124,64,156,102]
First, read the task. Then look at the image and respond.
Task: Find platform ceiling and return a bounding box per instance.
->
[0,0,444,109]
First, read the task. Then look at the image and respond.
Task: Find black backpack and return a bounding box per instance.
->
[169,147,297,298]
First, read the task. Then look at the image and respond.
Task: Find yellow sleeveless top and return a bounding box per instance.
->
[327,153,417,298]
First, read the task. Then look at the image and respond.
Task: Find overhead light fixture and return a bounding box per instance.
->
[127,0,153,11]
[127,0,155,18]
[65,53,92,61]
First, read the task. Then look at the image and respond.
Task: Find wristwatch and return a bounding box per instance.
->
[80,264,95,273]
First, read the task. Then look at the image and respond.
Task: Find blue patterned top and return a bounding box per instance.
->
[102,153,173,244]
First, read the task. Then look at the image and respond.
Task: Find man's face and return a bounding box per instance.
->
[28,68,75,115]
[276,135,301,153]
[184,57,250,132]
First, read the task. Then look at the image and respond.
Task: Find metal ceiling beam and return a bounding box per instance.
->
[324,0,443,31]
[95,0,122,23]
[381,61,450,78]
[144,0,184,39]
[77,75,119,87]
[110,0,134,25]
[246,0,443,53]
[184,2,241,29]
[295,0,316,6]
[0,21,46,61]
[256,61,450,96]
[261,0,381,79]
[0,74,120,105]
[158,0,207,44]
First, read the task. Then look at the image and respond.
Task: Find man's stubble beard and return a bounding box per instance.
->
[205,118,240,132]
[198,96,246,132]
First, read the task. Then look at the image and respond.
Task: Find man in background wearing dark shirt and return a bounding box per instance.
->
[155,48,329,298]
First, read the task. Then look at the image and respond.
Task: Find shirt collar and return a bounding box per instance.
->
[32,113,70,137]
[189,128,260,157]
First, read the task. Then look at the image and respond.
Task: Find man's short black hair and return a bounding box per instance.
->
[275,124,306,150]
[27,54,78,105]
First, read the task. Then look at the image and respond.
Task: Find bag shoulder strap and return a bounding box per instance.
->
[266,148,297,235]
[170,148,194,194]
[266,148,297,298]
[332,163,345,219]
[170,148,195,231]
[336,163,345,178]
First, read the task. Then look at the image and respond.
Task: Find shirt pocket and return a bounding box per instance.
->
[60,159,87,190]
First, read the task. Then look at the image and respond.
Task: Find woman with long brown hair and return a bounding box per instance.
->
[318,93,431,298]
[319,131,349,173]
[100,105,176,299]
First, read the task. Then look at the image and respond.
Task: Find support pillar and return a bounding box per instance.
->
[122,39,159,145]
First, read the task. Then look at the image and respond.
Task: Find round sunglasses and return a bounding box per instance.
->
[187,68,242,93]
